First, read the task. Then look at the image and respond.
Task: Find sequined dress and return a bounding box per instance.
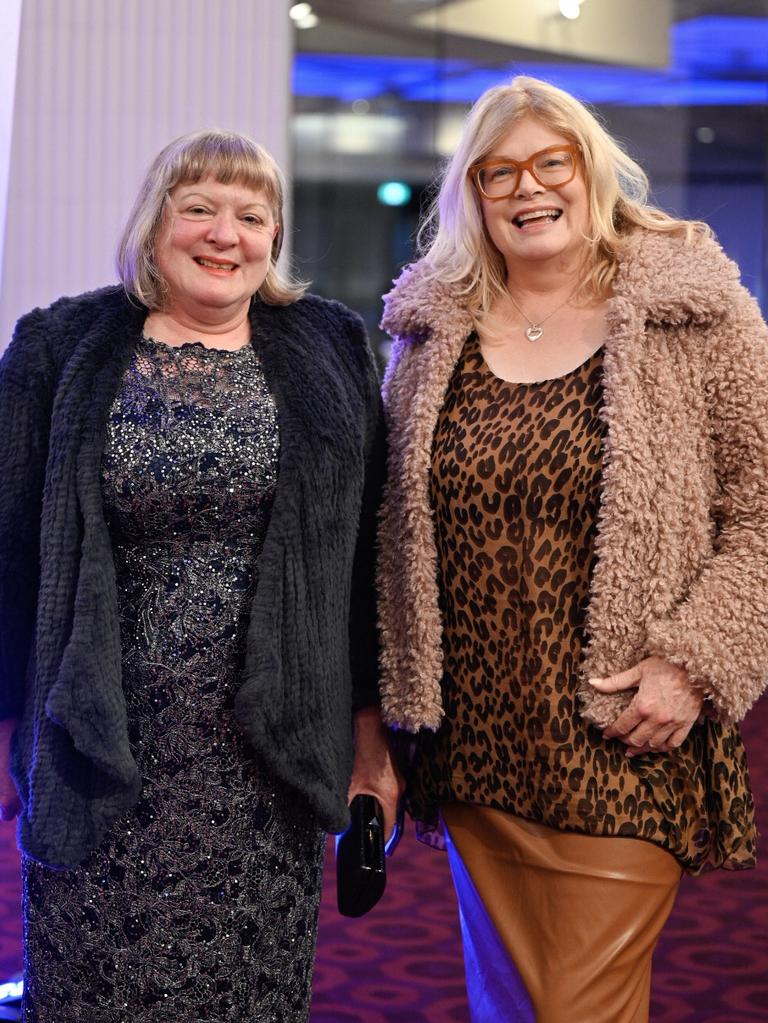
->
[22,337,326,1023]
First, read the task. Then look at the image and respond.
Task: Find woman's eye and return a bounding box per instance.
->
[186,205,211,216]
[242,214,263,225]
[540,155,570,169]
[490,166,514,181]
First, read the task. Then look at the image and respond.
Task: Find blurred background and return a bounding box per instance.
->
[0,0,766,357]
[291,0,768,356]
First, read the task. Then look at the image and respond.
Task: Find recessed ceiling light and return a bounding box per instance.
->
[297,13,319,29]
[289,3,313,21]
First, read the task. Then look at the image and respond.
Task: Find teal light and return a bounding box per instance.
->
[377,181,412,207]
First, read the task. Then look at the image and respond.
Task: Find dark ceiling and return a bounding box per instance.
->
[674,0,768,17]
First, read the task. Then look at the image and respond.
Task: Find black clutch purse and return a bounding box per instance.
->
[335,794,386,917]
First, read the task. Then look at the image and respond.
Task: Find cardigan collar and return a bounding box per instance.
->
[381,227,738,343]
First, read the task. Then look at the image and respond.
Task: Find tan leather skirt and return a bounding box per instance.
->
[442,803,682,1023]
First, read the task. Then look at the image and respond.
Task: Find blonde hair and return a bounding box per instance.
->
[419,75,708,313]
[116,129,307,307]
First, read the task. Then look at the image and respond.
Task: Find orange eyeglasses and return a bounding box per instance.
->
[470,144,581,200]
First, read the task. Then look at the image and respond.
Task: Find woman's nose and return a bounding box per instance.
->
[205,211,239,246]
[515,168,543,197]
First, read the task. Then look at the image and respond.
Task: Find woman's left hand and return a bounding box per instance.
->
[347,706,405,850]
[589,655,704,756]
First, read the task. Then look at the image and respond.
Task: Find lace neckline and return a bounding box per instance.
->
[140,334,253,357]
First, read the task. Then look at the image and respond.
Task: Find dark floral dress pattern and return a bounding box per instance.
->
[22,337,325,1023]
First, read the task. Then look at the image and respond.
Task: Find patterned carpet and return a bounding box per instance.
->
[1,699,766,1021]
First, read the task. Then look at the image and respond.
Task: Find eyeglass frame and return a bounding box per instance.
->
[470,143,582,201]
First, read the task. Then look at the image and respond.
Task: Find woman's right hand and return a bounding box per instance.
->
[0,719,21,821]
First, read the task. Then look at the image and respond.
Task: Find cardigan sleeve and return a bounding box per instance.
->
[345,316,387,715]
[645,287,768,721]
[0,311,55,719]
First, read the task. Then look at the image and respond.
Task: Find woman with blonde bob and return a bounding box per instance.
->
[0,129,400,1022]
[378,76,768,1022]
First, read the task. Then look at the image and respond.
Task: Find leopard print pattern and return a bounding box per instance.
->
[407,335,756,874]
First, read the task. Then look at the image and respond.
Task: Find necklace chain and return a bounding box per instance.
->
[506,286,581,342]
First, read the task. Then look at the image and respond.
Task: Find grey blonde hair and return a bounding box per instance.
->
[116,129,307,308]
[419,75,708,313]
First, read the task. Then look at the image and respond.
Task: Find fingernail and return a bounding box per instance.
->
[588,677,603,686]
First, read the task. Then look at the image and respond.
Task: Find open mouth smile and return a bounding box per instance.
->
[513,208,563,229]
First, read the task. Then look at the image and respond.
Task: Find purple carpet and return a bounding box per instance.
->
[1,700,767,1021]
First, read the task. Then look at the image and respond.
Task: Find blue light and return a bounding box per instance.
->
[293,16,768,107]
[673,17,768,75]
[377,181,412,206]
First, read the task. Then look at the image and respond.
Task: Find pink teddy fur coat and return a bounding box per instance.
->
[377,227,768,733]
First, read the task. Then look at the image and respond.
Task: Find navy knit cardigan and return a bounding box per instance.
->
[0,286,384,869]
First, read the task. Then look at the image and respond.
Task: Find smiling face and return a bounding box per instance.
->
[478,116,591,278]
[154,175,279,322]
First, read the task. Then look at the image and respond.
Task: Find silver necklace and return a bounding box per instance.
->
[506,287,580,342]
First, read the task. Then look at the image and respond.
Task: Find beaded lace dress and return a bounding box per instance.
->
[22,337,325,1023]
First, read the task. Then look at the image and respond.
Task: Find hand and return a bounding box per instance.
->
[589,656,704,757]
[0,719,21,822]
[347,706,405,850]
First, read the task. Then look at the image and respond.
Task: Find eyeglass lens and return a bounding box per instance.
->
[477,148,576,198]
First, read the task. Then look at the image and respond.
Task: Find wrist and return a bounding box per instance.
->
[354,706,386,738]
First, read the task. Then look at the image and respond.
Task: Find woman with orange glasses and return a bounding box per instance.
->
[377,76,768,1022]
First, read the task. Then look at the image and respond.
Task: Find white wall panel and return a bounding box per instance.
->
[0,0,23,298]
[0,0,292,348]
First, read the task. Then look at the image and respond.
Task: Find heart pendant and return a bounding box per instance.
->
[526,325,543,342]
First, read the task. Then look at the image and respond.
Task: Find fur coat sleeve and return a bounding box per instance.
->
[0,311,55,719]
[643,272,768,722]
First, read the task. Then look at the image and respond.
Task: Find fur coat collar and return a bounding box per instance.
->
[377,228,768,732]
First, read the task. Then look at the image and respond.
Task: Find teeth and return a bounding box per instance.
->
[516,208,560,225]
[197,258,235,270]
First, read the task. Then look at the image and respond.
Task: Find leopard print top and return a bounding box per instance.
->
[407,334,756,874]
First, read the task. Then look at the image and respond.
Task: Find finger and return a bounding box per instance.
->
[626,717,677,746]
[616,725,656,749]
[382,800,398,844]
[350,786,397,841]
[603,703,646,739]
[385,800,405,857]
[625,744,650,757]
[589,665,643,694]
[667,721,696,750]
[625,743,671,758]
[621,722,676,753]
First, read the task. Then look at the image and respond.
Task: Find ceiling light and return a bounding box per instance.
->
[289,3,313,21]
[296,12,319,29]
[559,0,581,19]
